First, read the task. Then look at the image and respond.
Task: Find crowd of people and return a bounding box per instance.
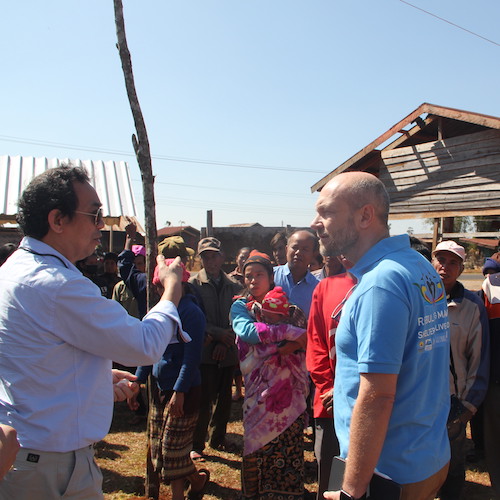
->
[1,165,500,500]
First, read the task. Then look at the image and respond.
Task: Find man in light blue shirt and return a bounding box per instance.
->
[0,165,186,500]
[273,230,320,318]
[312,172,450,500]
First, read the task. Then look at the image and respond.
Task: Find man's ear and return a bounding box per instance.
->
[47,209,66,234]
[357,204,376,229]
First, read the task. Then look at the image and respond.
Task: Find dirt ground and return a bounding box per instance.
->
[96,398,496,500]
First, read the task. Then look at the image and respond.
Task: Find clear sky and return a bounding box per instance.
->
[1,1,499,235]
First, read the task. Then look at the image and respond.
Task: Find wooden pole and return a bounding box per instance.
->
[207,210,213,237]
[432,218,440,250]
[113,2,160,497]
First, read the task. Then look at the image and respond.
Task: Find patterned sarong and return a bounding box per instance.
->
[149,385,200,483]
[241,413,306,499]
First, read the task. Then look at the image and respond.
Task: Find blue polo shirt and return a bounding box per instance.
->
[273,264,319,318]
[334,234,450,484]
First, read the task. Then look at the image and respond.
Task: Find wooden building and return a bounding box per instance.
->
[311,103,500,247]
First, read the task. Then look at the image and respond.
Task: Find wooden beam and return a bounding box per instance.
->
[311,102,500,193]
[437,117,444,141]
[432,218,439,250]
[383,116,437,152]
[310,103,431,192]
[389,208,500,220]
[0,216,17,225]
[423,103,500,131]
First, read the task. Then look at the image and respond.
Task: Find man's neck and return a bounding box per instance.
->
[288,264,307,284]
[41,234,76,264]
[346,229,390,266]
[207,270,222,281]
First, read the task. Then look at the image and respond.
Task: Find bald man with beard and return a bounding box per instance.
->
[312,172,450,500]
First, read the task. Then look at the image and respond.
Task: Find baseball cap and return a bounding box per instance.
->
[158,236,195,259]
[432,241,466,261]
[197,237,222,255]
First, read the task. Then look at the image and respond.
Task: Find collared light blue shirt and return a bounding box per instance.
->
[273,264,319,318]
[0,237,186,453]
[334,234,450,484]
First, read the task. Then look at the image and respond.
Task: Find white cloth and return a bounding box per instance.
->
[0,236,187,453]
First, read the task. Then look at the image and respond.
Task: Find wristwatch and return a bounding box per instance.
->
[340,490,366,500]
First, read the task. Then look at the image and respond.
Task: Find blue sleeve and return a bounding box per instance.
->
[118,250,135,282]
[463,291,490,409]
[230,299,260,345]
[135,365,152,384]
[173,300,206,393]
[354,286,409,374]
[118,250,147,318]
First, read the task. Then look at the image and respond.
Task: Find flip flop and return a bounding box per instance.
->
[190,450,205,462]
[187,468,210,500]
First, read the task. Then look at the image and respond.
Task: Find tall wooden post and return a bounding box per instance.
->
[207,210,213,237]
[113,2,160,497]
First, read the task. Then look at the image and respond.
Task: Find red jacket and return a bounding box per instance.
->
[306,273,356,418]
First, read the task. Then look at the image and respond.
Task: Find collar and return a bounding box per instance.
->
[447,281,465,305]
[349,234,410,281]
[197,268,230,285]
[19,236,78,272]
[280,263,317,284]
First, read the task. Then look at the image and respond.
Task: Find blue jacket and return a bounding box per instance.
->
[136,293,205,392]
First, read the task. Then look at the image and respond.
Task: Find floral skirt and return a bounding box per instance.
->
[149,385,201,483]
[241,413,305,499]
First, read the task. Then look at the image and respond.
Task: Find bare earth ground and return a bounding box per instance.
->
[97,398,496,500]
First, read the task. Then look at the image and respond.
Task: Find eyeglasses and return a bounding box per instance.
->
[75,208,104,226]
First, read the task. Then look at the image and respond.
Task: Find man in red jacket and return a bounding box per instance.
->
[307,260,355,500]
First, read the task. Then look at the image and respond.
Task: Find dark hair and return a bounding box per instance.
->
[17,165,90,239]
[104,252,119,263]
[241,252,275,299]
[270,232,287,249]
[409,236,432,262]
[243,252,274,278]
[0,243,17,266]
[287,229,320,253]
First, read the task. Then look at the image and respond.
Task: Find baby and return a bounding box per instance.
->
[260,286,291,325]
[260,286,306,354]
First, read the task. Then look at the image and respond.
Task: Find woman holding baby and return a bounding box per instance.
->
[230,251,309,499]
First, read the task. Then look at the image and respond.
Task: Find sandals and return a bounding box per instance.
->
[187,468,210,500]
[190,450,205,462]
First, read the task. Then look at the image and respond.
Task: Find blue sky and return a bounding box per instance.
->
[1,1,499,234]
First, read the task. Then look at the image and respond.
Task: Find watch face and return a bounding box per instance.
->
[340,492,353,500]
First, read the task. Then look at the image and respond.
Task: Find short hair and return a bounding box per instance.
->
[0,243,17,266]
[340,174,390,227]
[409,236,432,262]
[237,246,252,255]
[270,232,287,249]
[17,165,90,239]
[287,229,319,253]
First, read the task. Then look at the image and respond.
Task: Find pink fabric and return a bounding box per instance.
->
[131,244,146,257]
[237,302,309,455]
[152,260,190,285]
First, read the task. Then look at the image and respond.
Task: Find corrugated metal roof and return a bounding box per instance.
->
[0,155,137,218]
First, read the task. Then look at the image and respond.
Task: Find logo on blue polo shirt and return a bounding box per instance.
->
[413,272,445,304]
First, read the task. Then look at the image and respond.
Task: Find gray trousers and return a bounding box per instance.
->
[314,417,339,500]
[0,445,103,500]
[192,363,235,453]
